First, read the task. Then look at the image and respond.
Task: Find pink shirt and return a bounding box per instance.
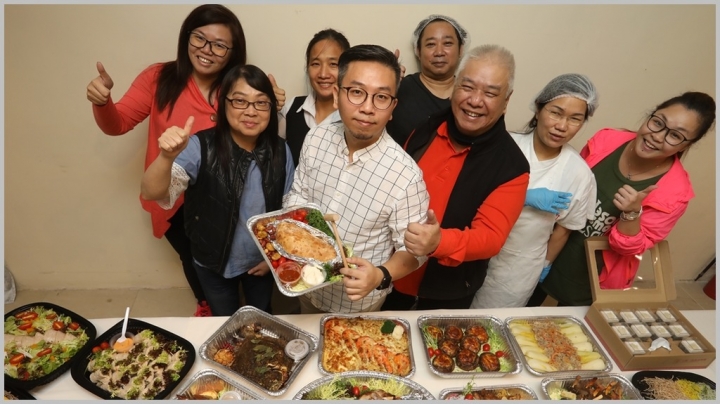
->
[92,64,219,237]
[581,128,694,288]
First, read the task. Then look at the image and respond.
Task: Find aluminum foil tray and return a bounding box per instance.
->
[292,370,435,400]
[541,374,643,400]
[170,368,263,400]
[439,383,538,400]
[247,203,343,297]
[417,315,522,378]
[505,316,612,377]
[198,306,319,396]
[318,314,416,377]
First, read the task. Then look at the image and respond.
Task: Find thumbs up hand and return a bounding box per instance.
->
[158,116,194,159]
[268,74,286,110]
[404,209,441,256]
[613,184,658,214]
[87,62,115,105]
[394,49,407,78]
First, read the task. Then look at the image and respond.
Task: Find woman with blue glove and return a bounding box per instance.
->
[471,74,598,308]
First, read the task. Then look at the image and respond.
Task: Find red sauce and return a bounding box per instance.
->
[279,268,300,282]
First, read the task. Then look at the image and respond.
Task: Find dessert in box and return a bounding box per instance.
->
[583,237,715,371]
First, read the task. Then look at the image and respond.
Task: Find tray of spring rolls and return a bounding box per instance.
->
[247,203,349,297]
[439,381,539,400]
[417,315,522,378]
[293,370,435,400]
[171,368,264,400]
[541,374,643,400]
[505,316,612,377]
[198,306,318,396]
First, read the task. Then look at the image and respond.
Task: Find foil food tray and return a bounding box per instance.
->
[505,316,612,377]
[292,370,435,400]
[170,368,263,400]
[247,203,343,297]
[417,315,522,378]
[318,314,416,378]
[541,373,643,400]
[198,306,318,396]
[438,383,539,400]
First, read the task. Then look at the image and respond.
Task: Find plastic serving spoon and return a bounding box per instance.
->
[323,213,348,268]
[117,307,130,344]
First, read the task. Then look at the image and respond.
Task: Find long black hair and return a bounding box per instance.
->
[214,65,279,176]
[155,5,246,118]
[304,28,350,68]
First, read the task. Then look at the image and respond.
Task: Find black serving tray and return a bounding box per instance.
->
[70,318,196,400]
[4,302,97,389]
[631,370,715,400]
[4,384,35,400]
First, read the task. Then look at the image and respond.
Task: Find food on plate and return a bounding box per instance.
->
[111,336,134,353]
[86,329,188,399]
[444,379,533,400]
[322,317,412,376]
[4,390,20,400]
[176,377,233,400]
[300,376,412,400]
[275,221,337,262]
[4,306,90,381]
[213,322,294,392]
[508,319,606,373]
[642,376,716,400]
[422,322,513,374]
[301,264,326,287]
[547,376,625,400]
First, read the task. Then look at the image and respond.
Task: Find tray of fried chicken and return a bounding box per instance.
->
[418,315,522,378]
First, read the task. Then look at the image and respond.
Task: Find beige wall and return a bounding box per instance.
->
[4,4,715,291]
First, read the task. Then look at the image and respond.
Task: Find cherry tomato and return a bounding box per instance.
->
[18,323,34,331]
[68,322,80,331]
[92,346,102,354]
[16,312,38,321]
[20,371,30,381]
[45,313,57,320]
[278,257,288,265]
[427,347,435,357]
[482,344,491,352]
[352,386,360,397]
[52,321,66,331]
[9,353,25,365]
[271,260,280,269]
[465,393,474,400]
[495,351,505,358]
[37,348,53,357]
[434,348,441,357]
[100,341,110,350]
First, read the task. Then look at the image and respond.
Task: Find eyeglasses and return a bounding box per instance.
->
[545,108,584,128]
[225,98,272,111]
[340,87,396,110]
[189,32,232,57]
[646,114,690,146]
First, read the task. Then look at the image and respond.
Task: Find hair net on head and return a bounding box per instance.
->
[412,14,470,57]
[532,73,599,117]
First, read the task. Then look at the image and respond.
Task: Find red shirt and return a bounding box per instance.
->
[393,123,529,296]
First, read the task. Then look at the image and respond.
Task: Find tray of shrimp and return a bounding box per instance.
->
[417,315,522,378]
[505,316,612,377]
[318,314,415,377]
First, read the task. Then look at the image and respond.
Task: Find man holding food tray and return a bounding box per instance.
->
[283,44,430,313]
[382,45,530,310]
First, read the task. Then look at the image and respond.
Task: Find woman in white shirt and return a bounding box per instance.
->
[471,73,599,308]
[278,29,350,166]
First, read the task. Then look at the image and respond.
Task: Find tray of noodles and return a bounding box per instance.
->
[631,370,716,400]
[542,374,643,400]
[247,203,347,297]
[319,315,415,377]
[293,370,435,400]
[198,305,318,396]
[418,315,521,378]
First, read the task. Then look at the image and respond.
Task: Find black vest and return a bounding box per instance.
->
[285,96,310,167]
[405,108,530,300]
[184,128,287,274]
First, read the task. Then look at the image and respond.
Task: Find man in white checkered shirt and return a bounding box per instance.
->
[283,44,429,313]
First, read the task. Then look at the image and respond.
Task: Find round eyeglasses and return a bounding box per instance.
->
[226,98,272,111]
[646,114,690,146]
[189,32,232,57]
[341,87,396,110]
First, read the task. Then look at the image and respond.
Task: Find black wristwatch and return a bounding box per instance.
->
[376,265,392,290]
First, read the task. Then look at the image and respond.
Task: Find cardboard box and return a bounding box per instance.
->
[583,236,715,371]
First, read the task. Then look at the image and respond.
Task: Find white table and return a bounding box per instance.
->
[26,307,716,400]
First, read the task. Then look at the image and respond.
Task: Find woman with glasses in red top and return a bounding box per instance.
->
[530,92,716,307]
[86,5,285,316]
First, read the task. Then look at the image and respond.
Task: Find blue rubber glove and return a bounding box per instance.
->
[539,262,552,283]
[525,188,573,214]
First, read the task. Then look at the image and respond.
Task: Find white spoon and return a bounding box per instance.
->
[117,307,130,343]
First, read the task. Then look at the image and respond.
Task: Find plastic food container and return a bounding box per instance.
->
[285,339,310,361]
[276,261,302,287]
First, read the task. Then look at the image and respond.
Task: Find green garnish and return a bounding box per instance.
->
[380,320,396,334]
[306,209,335,238]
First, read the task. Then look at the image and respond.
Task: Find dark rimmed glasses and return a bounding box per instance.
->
[646,114,690,146]
[341,87,396,110]
[189,32,232,57]
[225,98,272,111]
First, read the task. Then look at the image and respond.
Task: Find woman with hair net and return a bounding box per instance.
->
[471,73,598,308]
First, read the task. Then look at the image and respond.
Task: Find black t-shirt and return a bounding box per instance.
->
[386,73,450,147]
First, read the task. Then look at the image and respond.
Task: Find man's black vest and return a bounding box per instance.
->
[285,96,310,167]
[405,108,529,300]
[184,128,287,274]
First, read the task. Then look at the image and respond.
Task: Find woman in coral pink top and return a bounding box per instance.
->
[86,5,285,316]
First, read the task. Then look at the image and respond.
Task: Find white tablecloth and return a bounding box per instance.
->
[26,307,716,400]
